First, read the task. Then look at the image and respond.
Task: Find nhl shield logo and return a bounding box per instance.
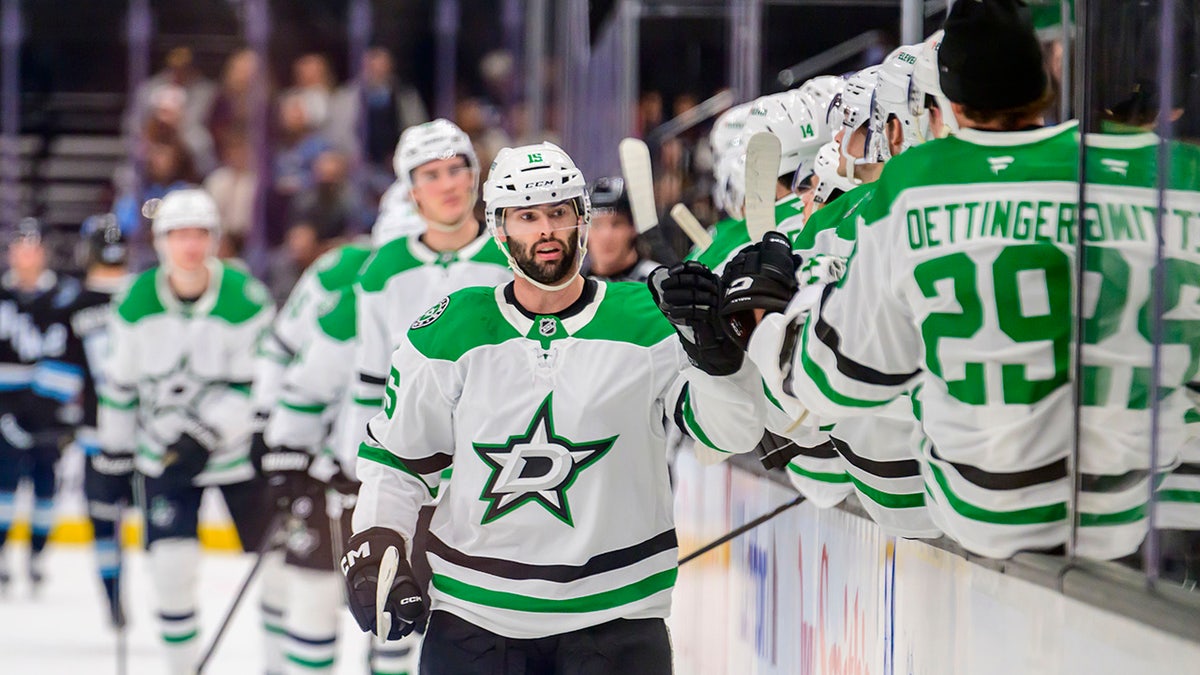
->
[411,296,450,330]
[539,317,557,337]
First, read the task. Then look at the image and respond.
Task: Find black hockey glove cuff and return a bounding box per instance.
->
[719,231,802,351]
[648,262,745,377]
[342,527,426,641]
[754,429,803,471]
[159,433,210,490]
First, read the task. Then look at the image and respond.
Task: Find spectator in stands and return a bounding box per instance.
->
[268,91,333,244]
[288,149,362,240]
[289,53,336,132]
[203,129,258,258]
[208,49,264,159]
[266,187,351,305]
[123,47,216,170]
[329,47,429,195]
[113,133,198,237]
[142,83,216,176]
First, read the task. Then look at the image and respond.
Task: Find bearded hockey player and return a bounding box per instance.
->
[262,118,509,675]
[99,188,277,673]
[582,176,661,283]
[734,0,1200,560]
[340,142,763,674]
[0,218,79,592]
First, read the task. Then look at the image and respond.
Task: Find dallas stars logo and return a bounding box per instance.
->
[473,394,617,527]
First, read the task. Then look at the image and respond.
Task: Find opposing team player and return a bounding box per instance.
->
[99,188,277,673]
[263,119,509,675]
[732,0,1200,559]
[66,215,134,625]
[582,177,661,282]
[0,219,78,592]
[341,142,763,674]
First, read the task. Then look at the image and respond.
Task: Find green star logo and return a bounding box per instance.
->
[473,393,617,526]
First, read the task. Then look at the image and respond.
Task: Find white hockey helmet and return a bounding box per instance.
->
[829,66,883,177]
[740,90,828,184]
[372,181,424,245]
[709,102,754,165]
[871,44,926,162]
[719,146,747,220]
[148,187,221,265]
[797,75,845,125]
[394,118,479,186]
[812,141,860,206]
[483,142,591,291]
[911,30,959,138]
[150,188,220,237]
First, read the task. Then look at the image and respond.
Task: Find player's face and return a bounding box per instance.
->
[163,227,212,273]
[586,211,636,269]
[410,156,475,227]
[6,238,46,277]
[796,174,819,218]
[502,202,582,286]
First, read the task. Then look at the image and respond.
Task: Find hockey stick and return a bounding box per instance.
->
[194,511,285,674]
[677,494,804,565]
[618,138,658,235]
[669,203,714,249]
[743,132,782,242]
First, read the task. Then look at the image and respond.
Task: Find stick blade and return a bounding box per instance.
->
[743,132,782,242]
[669,203,713,249]
[619,137,659,234]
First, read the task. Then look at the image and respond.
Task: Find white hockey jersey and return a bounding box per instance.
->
[100,260,274,485]
[337,231,510,469]
[750,123,1200,559]
[353,280,764,639]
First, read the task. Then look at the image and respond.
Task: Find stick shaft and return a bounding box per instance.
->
[677,495,804,565]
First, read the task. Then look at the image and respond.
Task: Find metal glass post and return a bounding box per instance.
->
[901,0,924,45]
[0,0,21,231]
[244,0,271,277]
[434,0,459,121]
[525,0,548,138]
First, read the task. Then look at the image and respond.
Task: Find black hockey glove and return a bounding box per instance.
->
[648,262,745,377]
[158,433,210,490]
[718,231,802,351]
[84,450,135,506]
[754,429,803,471]
[260,445,316,512]
[342,527,426,641]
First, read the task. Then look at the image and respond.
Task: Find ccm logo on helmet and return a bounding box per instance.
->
[341,541,371,574]
[524,180,555,189]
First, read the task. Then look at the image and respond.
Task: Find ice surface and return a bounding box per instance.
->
[0,544,371,674]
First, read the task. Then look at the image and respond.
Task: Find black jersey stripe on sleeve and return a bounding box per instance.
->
[426,529,678,583]
[359,372,387,385]
[830,437,921,478]
[930,445,1067,491]
[813,285,919,387]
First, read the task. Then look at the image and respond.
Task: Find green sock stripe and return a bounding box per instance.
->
[162,629,199,644]
[286,653,336,669]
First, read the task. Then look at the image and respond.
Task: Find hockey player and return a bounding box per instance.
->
[99,188,278,673]
[262,118,509,675]
[582,176,661,282]
[731,0,1200,559]
[340,142,763,674]
[0,218,80,591]
[66,215,134,625]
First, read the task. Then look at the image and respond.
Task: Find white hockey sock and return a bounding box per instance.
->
[282,565,342,674]
[149,538,201,675]
[260,551,287,674]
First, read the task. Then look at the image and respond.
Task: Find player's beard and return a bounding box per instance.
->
[509,229,580,286]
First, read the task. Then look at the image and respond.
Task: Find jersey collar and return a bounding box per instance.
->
[495,278,605,337]
[955,119,1079,147]
[410,229,493,265]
